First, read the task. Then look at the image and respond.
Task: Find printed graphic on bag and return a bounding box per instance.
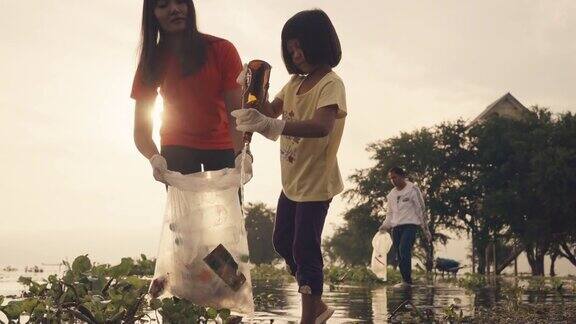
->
[203,244,246,291]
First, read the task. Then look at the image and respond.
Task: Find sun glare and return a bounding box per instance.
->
[152,97,163,144]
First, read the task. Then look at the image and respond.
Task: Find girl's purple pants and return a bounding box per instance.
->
[273,191,331,296]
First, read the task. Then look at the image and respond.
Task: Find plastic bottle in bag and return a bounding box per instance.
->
[371,231,392,281]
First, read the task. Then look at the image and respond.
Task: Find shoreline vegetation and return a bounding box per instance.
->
[0,255,236,323]
[1,255,575,323]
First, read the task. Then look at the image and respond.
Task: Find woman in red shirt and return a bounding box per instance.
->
[132,0,244,181]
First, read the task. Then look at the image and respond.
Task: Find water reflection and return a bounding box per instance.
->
[371,286,388,322]
[253,282,375,323]
[473,286,498,308]
[2,268,574,323]
[385,283,475,322]
[252,279,533,323]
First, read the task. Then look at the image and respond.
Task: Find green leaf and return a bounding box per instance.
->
[17,276,33,286]
[21,298,40,313]
[2,300,23,320]
[108,258,134,278]
[150,298,162,310]
[62,270,75,285]
[218,308,231,320]
[206,307,218,319]
[91,295,105,303]
[91,264,110,277]
[124,276,148,291]
[78,304,97,322]
[47,274,59,284]
[108,308,127,322]
[72,255,92,274]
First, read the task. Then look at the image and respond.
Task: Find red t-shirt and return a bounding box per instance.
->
[131,35,242,150]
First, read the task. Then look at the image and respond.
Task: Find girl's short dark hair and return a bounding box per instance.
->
[389,167,407,177]
[281,9,342,74]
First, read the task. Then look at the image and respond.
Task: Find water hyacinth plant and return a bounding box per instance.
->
[0,255,236,323]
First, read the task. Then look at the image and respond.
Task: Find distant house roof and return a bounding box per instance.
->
[469,92,532,126]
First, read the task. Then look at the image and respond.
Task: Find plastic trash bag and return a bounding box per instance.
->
[371,232,392,281]
[150,167,254,315]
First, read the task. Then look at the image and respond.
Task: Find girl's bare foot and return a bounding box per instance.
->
[301,295,334,323]
[316,300,328,317]
[300,294,318,323]
[314,300,334,324]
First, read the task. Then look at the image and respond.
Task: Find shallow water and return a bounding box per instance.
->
[2,266,575,323]
[0,265,61,297]
[251,278,576,323]
[252,281,475,323]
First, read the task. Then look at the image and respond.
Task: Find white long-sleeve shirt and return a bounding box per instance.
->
[381,181,428,229]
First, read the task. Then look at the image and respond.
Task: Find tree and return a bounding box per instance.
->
[244,202,279,265]
[535,111,576,269]
[335,120,469,271]
[324,203,381,266]
[470,108,576,275]
[466,117,524,274]
[470,111,547,275]
[325,108,576,276]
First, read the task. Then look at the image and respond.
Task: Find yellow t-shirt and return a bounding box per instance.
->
[275,71,347,202]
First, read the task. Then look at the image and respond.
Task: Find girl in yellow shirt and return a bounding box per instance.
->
[233,9,346,324]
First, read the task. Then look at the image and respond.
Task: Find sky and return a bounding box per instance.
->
[0,1,575,274]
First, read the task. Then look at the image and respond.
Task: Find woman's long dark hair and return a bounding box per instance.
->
[138,0,207,86]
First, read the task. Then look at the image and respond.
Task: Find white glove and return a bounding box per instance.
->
[236,63,248,86]
[234,152,253,184]
[231,109,285,141]
[149,154,168,183]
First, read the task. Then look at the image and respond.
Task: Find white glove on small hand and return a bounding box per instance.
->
[235,152,253,184]
[231,109,285,141]
[236,63,248,86]
[149,154,168,183]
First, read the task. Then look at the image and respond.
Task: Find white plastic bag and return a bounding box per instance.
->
[150,167,254,315]
[371,232,392,281]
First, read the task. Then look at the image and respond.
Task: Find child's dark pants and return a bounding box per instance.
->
[273,192,331,296]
